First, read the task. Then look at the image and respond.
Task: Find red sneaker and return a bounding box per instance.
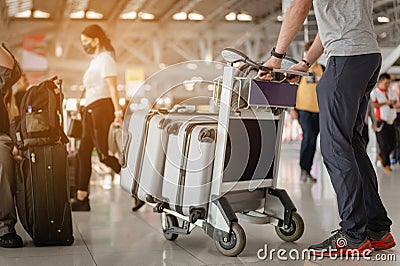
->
[309,230,372,257]
[368,231,396,251]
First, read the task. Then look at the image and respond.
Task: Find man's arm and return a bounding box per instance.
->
[373,100,395,108]
[262,0,314,70]
[275,0,314,55]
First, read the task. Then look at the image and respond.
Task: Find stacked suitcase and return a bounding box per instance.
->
[162,121,217,217]
[16,144,74,246]
[120,110,217,217]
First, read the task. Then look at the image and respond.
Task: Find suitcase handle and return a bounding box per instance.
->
[166,122,181,135]
[198,128,216,143]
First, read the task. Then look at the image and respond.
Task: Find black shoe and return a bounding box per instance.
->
[71,197,91,211]
[300,169,317,183]
[0,233,23,248]
[131,198,145,212]
[309,229,372,256]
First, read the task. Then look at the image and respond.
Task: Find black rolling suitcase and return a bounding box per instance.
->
[16,143,74,246]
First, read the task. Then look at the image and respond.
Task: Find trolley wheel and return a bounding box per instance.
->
[163,214,179,241]
[215,222,246,257]
[275,212,304,242]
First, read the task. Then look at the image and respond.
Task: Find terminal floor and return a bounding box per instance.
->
[1,144,399,265]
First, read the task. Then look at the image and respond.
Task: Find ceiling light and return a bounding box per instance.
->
[225,12,236,21]
[70,11,85,19]
[237,13,252,22]
[277,15,283,22]
[188,12,204,21]
[139,12,155,20]
[33,10,50,18]
[377,16,390,23]
[172,12,187,20]
[86,11,103,19]
[120,11,137,20]
[14,10,31,18]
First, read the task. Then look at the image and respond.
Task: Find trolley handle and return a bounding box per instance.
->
[221,47,312,77]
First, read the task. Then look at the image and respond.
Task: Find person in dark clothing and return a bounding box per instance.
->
[259,0,394,256]
[71,24,122,212]
[371,73,398,172]
[290,40,324,182]
[0,43,23,248]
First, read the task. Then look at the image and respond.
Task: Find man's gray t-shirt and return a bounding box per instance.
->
[313,0,380,58]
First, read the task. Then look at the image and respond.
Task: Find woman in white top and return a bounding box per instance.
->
[72,24,122,211]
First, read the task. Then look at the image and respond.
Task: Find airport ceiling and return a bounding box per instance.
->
[0,0,399,86]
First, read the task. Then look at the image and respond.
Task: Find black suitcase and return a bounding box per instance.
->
[67,152,79,199]
[16,143,74,246]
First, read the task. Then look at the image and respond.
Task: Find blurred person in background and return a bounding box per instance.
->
[71,24,122,211]
[14,73,29,111]
[290,40,324,183]
[0,43,23,248]
[370,73,398,172]
[392,82,400,164]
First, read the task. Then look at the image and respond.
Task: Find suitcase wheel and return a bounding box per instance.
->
[274,211,304,242]
[163,214,179,241]
[215,222,246,257]
[189,208,206,223]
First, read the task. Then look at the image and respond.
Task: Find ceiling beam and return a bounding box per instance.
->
[159,0,191,23]
[381,44,400,73]
[203,0,243,23]
[107,0,131,22]
[168,42,197,61]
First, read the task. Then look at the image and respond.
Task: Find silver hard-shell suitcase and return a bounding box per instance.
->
[120,109,148,194]
[136,115,170,202]
[162,121,217,216]
[121,109,216,202]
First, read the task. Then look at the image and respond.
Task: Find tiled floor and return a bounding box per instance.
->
[1,144,399,266]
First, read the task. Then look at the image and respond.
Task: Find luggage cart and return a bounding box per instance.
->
[153,48,310,256]
[127,48,310,256]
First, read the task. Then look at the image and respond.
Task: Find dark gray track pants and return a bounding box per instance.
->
[0,134,17,236]
[317,53,392,239]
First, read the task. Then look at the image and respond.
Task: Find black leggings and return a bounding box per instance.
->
[77,98,121,191]
[376,122,396,167]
